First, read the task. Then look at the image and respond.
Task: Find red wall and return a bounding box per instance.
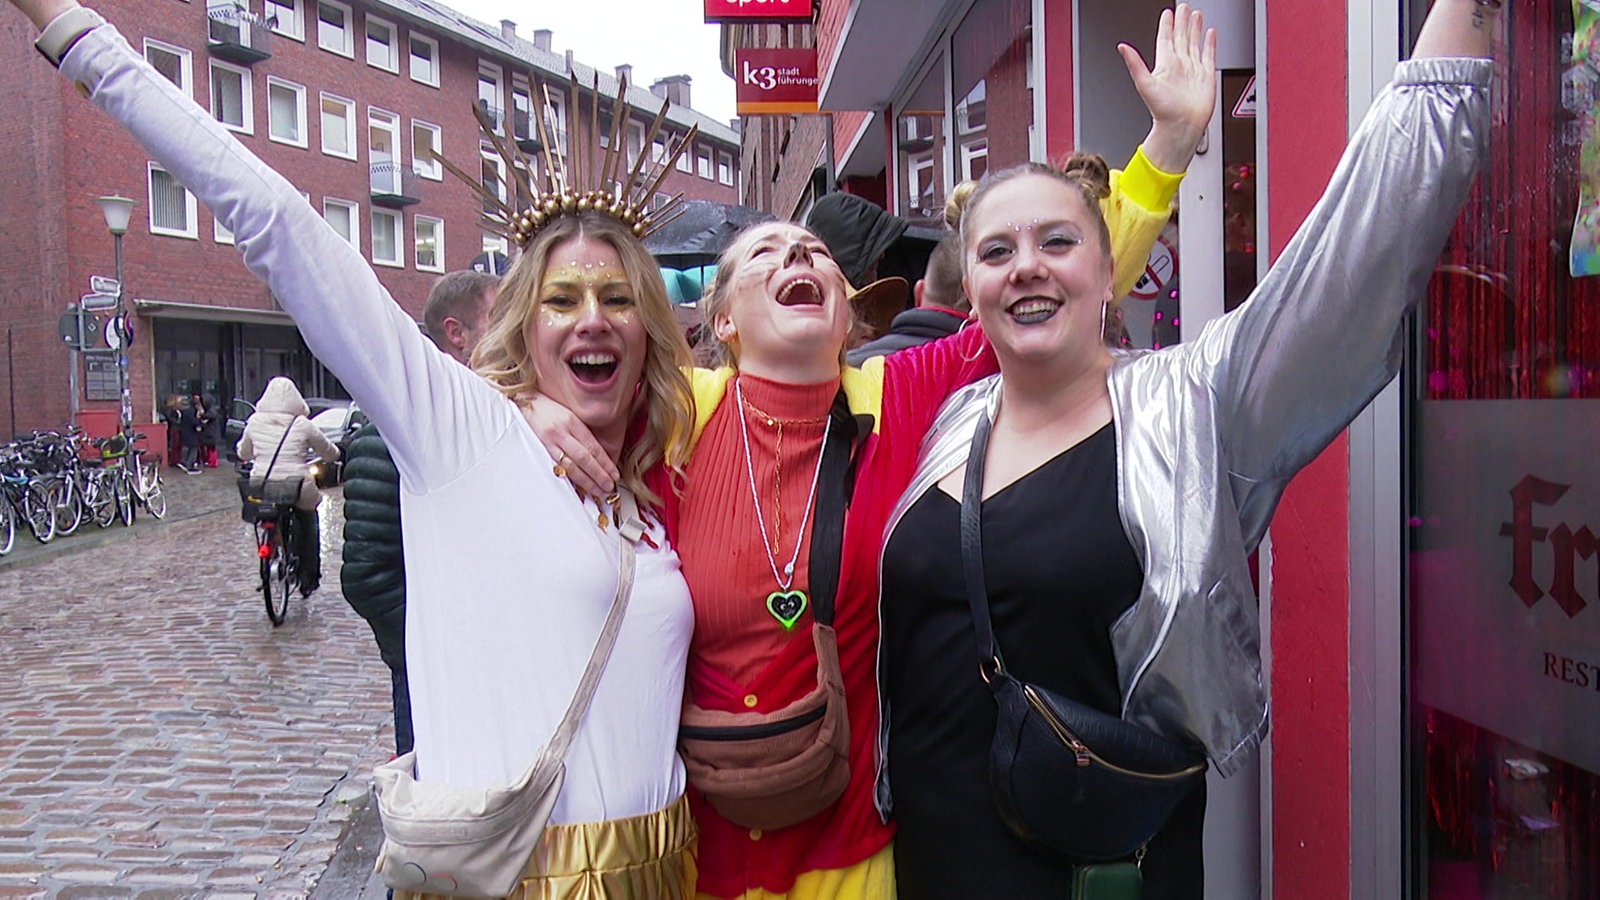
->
[1264,2,1353,896]
[1041,0,1075,158]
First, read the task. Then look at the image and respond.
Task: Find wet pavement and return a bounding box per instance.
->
[0,465,396,897]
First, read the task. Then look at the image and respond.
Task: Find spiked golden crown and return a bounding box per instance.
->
[436,72,699,247]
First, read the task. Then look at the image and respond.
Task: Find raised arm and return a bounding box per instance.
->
[13,1,504,491]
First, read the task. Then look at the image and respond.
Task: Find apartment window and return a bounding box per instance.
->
[369,108,402,195]
[544,87,567,154]
[209,60,252,133]
[717,152,734,186]
[264,0,303,40]
[676,137,693,172]
[148,163,197,239]
[477,66,503,133]
[512,81,534,144]
[411,120,442,180]
[481,147,507,215]
[144,40,191,95]
[214,215,235,245]
[409,33,439,87]
[267,77,307,146]
[652,136,667,164]
[696,147,713,179]
[371,208,401,266]
[320,93,356,159]
[324,198,358,245]
[316,0,353,57]
[415,216,443,272]
[627,120,646,169]
[365,15,398,73]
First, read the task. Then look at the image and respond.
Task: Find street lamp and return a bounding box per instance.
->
[94,194,135,436]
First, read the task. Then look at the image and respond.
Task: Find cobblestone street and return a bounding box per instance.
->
[0,467,394,897]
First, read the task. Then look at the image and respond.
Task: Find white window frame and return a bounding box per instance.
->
[477,63,504,135]
[371,208,402,267]
[544,88,568,155]
[717,151,734,186]
[147,162,198,239]
[414,215,444,272]
[264,0,303,41]
[482,232,509,258]
[481,145,508,210]
[323,197,359,246]
[411,119,442,180]
[320,92,357,160]
[627,119,646,170]
[315,0,353,58]
[214,215,235,245]
[696,147,713,180]
[267,77,308,147]
[365,14,399,73]
[208,59,253,134]
[369,107,403,193]
[676,137,693,172]
[511,78,534,144]
[408,32,439,88]
[143,39,192,96]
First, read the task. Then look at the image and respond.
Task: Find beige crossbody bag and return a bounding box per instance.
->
[371,490,647,898]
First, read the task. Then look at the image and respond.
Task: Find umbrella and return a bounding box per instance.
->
[645,200,774,269]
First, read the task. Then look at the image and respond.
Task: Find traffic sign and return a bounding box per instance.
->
[90,275,121,295]
[104,316,125,351]
[58,307,102,350]
[80,291,119,311]
[1232,76,1258,119]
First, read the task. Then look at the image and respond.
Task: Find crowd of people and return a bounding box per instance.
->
[8,0,1503,896]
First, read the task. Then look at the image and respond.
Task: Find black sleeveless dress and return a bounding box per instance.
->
[883,423,1206,899]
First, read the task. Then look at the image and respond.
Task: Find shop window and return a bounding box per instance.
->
[267,77,307,147]
[324,198,358,245]
[894,57,946,223]
[1407,4,1600,898]
[409,33,439,87]
[316,1,353,57]
[208,60,252,133]
[144,39,191,95]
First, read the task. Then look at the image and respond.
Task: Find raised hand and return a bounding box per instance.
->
[9,0,79,30]
[1119,3,1219,174]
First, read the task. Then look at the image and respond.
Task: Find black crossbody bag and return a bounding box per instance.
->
[959,409,1206,872]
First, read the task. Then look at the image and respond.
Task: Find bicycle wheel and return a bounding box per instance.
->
[53,476,83,537]
[115,471,135,528]
[264,528,291,626]
[85,472,116,528]
[140,465,166,519]
[0,495,15,555]
[23,485,56,543]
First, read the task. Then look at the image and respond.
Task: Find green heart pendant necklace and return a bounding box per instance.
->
[736,378,830,631]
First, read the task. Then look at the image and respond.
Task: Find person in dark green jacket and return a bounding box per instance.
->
[340,270,497,755]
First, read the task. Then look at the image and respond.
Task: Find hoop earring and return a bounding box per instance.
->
[958,317,986,363]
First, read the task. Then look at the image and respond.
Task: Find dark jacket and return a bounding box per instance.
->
[177,405,203,448]
[805,192,908,288]
[199,396,224,447]
[846,307,966,366]
[340,423,405,620]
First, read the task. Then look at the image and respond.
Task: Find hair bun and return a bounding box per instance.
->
[945,180,977,231]
[1057,152,1111,200]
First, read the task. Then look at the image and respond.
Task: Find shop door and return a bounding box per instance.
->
[1406,3,1600,897]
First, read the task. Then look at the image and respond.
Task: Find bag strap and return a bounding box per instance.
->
[257,419,295,484]
[959,409,1004,674]
[539,487,646,765]
[805,391,864,628]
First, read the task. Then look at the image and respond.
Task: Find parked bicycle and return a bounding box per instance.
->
[92,431,167,526]
[0,441,60,550]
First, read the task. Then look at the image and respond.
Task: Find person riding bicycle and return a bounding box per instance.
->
[237,377,339,594]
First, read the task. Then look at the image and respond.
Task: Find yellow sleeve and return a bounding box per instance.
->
[1103,145,1182,300]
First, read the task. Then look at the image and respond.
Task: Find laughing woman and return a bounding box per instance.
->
[10,0,701,895]
[878,1,1500,897]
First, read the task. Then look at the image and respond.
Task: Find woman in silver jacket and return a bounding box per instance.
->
[237,376,340,594]
[877,1,1501,897]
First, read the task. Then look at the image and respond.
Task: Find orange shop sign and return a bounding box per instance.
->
[705,0,813,23]
[735,48,820,115]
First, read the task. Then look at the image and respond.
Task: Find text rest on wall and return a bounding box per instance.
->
[705,0,813,23]
[1413,399,1600,776]
[735,48,820,115]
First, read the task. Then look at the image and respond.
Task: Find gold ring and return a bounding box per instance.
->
[553,456,569,478]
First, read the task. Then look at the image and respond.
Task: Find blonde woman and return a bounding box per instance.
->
[13,0,700,894]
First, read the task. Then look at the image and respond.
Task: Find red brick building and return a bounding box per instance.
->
[0,0,739,439]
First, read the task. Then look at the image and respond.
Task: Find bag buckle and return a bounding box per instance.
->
[979,655,1005,684]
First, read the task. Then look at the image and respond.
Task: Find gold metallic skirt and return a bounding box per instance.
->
[395,794,698,900]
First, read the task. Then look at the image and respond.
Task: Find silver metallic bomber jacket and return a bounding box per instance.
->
[875,57,1492,811]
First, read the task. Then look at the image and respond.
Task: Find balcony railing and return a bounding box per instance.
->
[512,110,542,154]
[206,2,273,64]
[370,161,421,208]
[476,100,504,133]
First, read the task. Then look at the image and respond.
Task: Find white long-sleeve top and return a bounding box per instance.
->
[60,21,691,822]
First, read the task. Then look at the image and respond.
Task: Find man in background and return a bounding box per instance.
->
[340,270,497,756]
[847,233,966,365]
